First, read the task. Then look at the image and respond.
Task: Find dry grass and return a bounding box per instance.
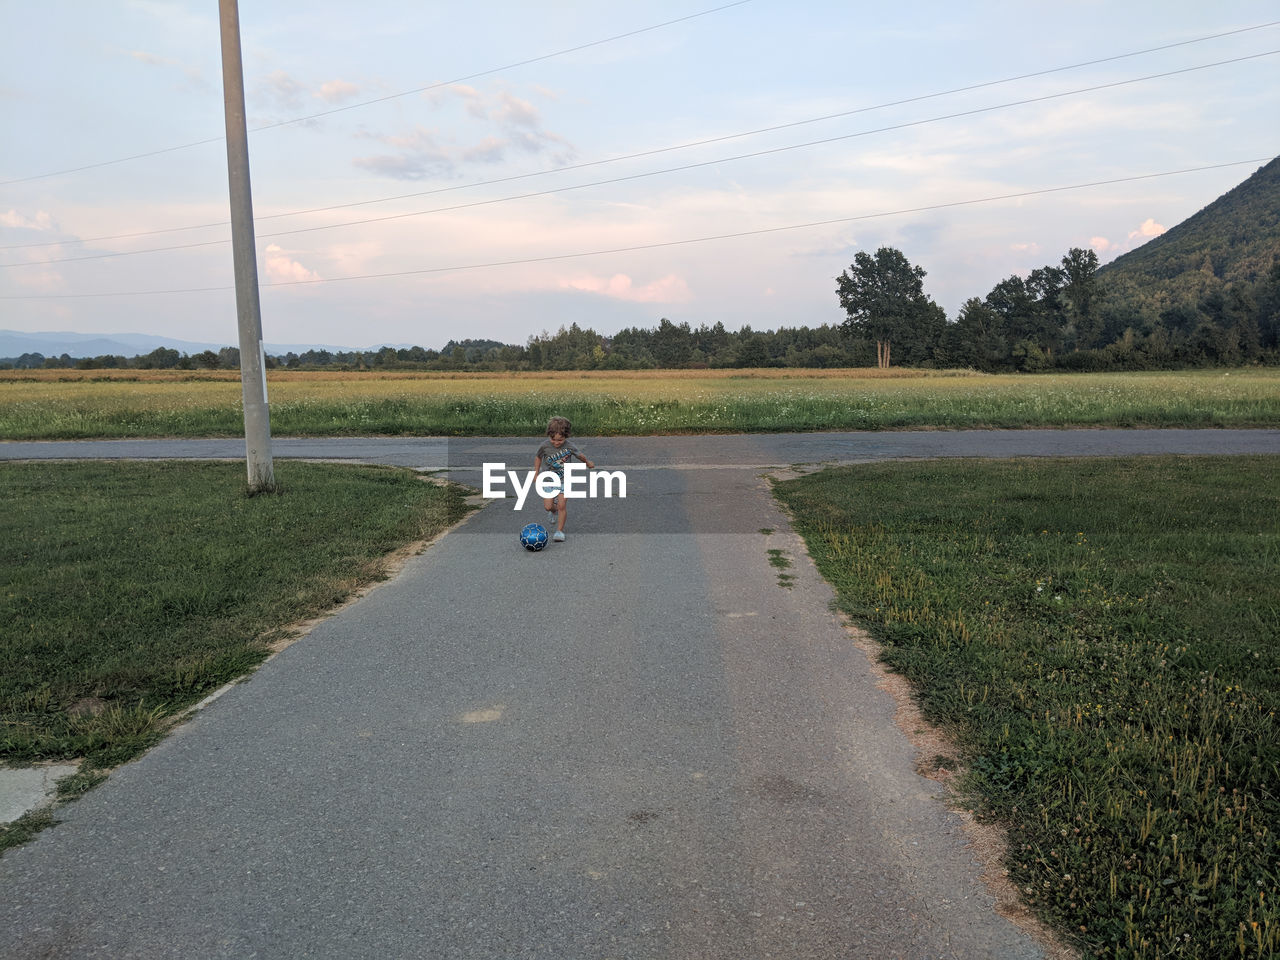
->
[2,367,1277,438]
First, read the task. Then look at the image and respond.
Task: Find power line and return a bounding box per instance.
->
[0,0,754,187]
[3,158,1269,300]
[7,50,1277,269]
[6,18,1278,251]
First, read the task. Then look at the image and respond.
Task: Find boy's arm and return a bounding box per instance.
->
[570,443,595,470]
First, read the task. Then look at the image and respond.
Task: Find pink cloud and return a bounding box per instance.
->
[1128,218,1167,240]
[317,80,360,103]
[1,209,55,231]
[560,273,690,303]
[262,245,320,284]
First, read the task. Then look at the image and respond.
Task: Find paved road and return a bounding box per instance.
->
[2,430,1276,958]
[5,427,1280,471]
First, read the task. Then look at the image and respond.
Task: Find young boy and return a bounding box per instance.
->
[534,416,595,542]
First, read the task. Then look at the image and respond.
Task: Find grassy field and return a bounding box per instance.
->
[1,460,468,850]
[2,367,1278,438]
[774,456,1278,959]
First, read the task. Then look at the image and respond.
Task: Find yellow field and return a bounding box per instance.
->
[2,367,1277,438]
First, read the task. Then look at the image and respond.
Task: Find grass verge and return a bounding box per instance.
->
[1,461,468,797]
[773,456,1278,959]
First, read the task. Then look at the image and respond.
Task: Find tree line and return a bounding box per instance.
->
[7,245,1276,372]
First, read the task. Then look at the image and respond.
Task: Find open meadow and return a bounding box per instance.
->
[2,367,1279,438]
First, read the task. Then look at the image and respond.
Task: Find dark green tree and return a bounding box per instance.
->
[1061,247,1102,349]
[836,247,942,368]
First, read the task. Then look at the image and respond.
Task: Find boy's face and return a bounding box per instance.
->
[549,432,566,448]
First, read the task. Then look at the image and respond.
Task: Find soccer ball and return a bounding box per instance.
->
[520,522,549,551]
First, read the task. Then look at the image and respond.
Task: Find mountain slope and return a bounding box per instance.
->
[1100,157,1280,288]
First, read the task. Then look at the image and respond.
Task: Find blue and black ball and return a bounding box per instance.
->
[520,522,549,551]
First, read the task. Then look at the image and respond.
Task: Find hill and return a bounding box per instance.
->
[1099,157,1280,298]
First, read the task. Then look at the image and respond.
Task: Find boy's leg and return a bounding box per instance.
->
[555,493,567,532]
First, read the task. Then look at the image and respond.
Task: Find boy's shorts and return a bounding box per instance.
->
[540,472,564,495]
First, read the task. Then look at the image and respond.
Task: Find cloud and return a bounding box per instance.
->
[9,265,64,292]
[1128,218,1167,240]
[316,80,360,103]
[1010,242,1040,254]
[353,126,454,179]
[1088,219,1166,260]
[255,70,307,112]
[559,273,691,303]
[358,83,576,180]
[125,49,207,89]
[494,92,540,129]
[129,50,176,67]
[1,209,56,231]
[262,245,320,283]
[440,84,487,119]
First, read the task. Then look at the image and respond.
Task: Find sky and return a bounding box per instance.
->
[2,1,1278,351]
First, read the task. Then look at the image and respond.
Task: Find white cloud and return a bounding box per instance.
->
[316,80,360,103]
[262,245,320,283]
[256,70,306,111]
[558,272,691,303]
[353,126,455,179]
[1090,236,1117,254]
[1,209,55,231]
[322,241,384,276]
[439,84,487,119]
[129,50,176,67]
[125,49,206,88]
[361,83,576,179]
[494,92,540,129]
[1128,218,1167,240]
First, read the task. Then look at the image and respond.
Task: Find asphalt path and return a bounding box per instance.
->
[5,427,1280,471]
[3,430,1277,958]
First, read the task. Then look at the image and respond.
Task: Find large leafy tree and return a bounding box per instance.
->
[836,247,942,368]
[1061,246,1101,349]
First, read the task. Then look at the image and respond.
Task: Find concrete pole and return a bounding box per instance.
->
[218,0,274,493]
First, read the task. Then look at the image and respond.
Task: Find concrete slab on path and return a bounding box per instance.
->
[0,455,1050,959]
[0,764,78,825]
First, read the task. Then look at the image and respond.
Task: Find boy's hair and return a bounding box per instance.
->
[546,416,572,437]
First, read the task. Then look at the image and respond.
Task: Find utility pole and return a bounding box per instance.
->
[218,0,274,493]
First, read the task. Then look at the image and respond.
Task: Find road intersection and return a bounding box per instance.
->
[3,430,1276,958]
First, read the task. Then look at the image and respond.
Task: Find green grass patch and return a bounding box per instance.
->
[774,456,1279,959]
[1,461,469,769]
[0,808,55,855]
[767,548,797,588]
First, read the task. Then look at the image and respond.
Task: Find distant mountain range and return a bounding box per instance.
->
[0,329,413,360]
